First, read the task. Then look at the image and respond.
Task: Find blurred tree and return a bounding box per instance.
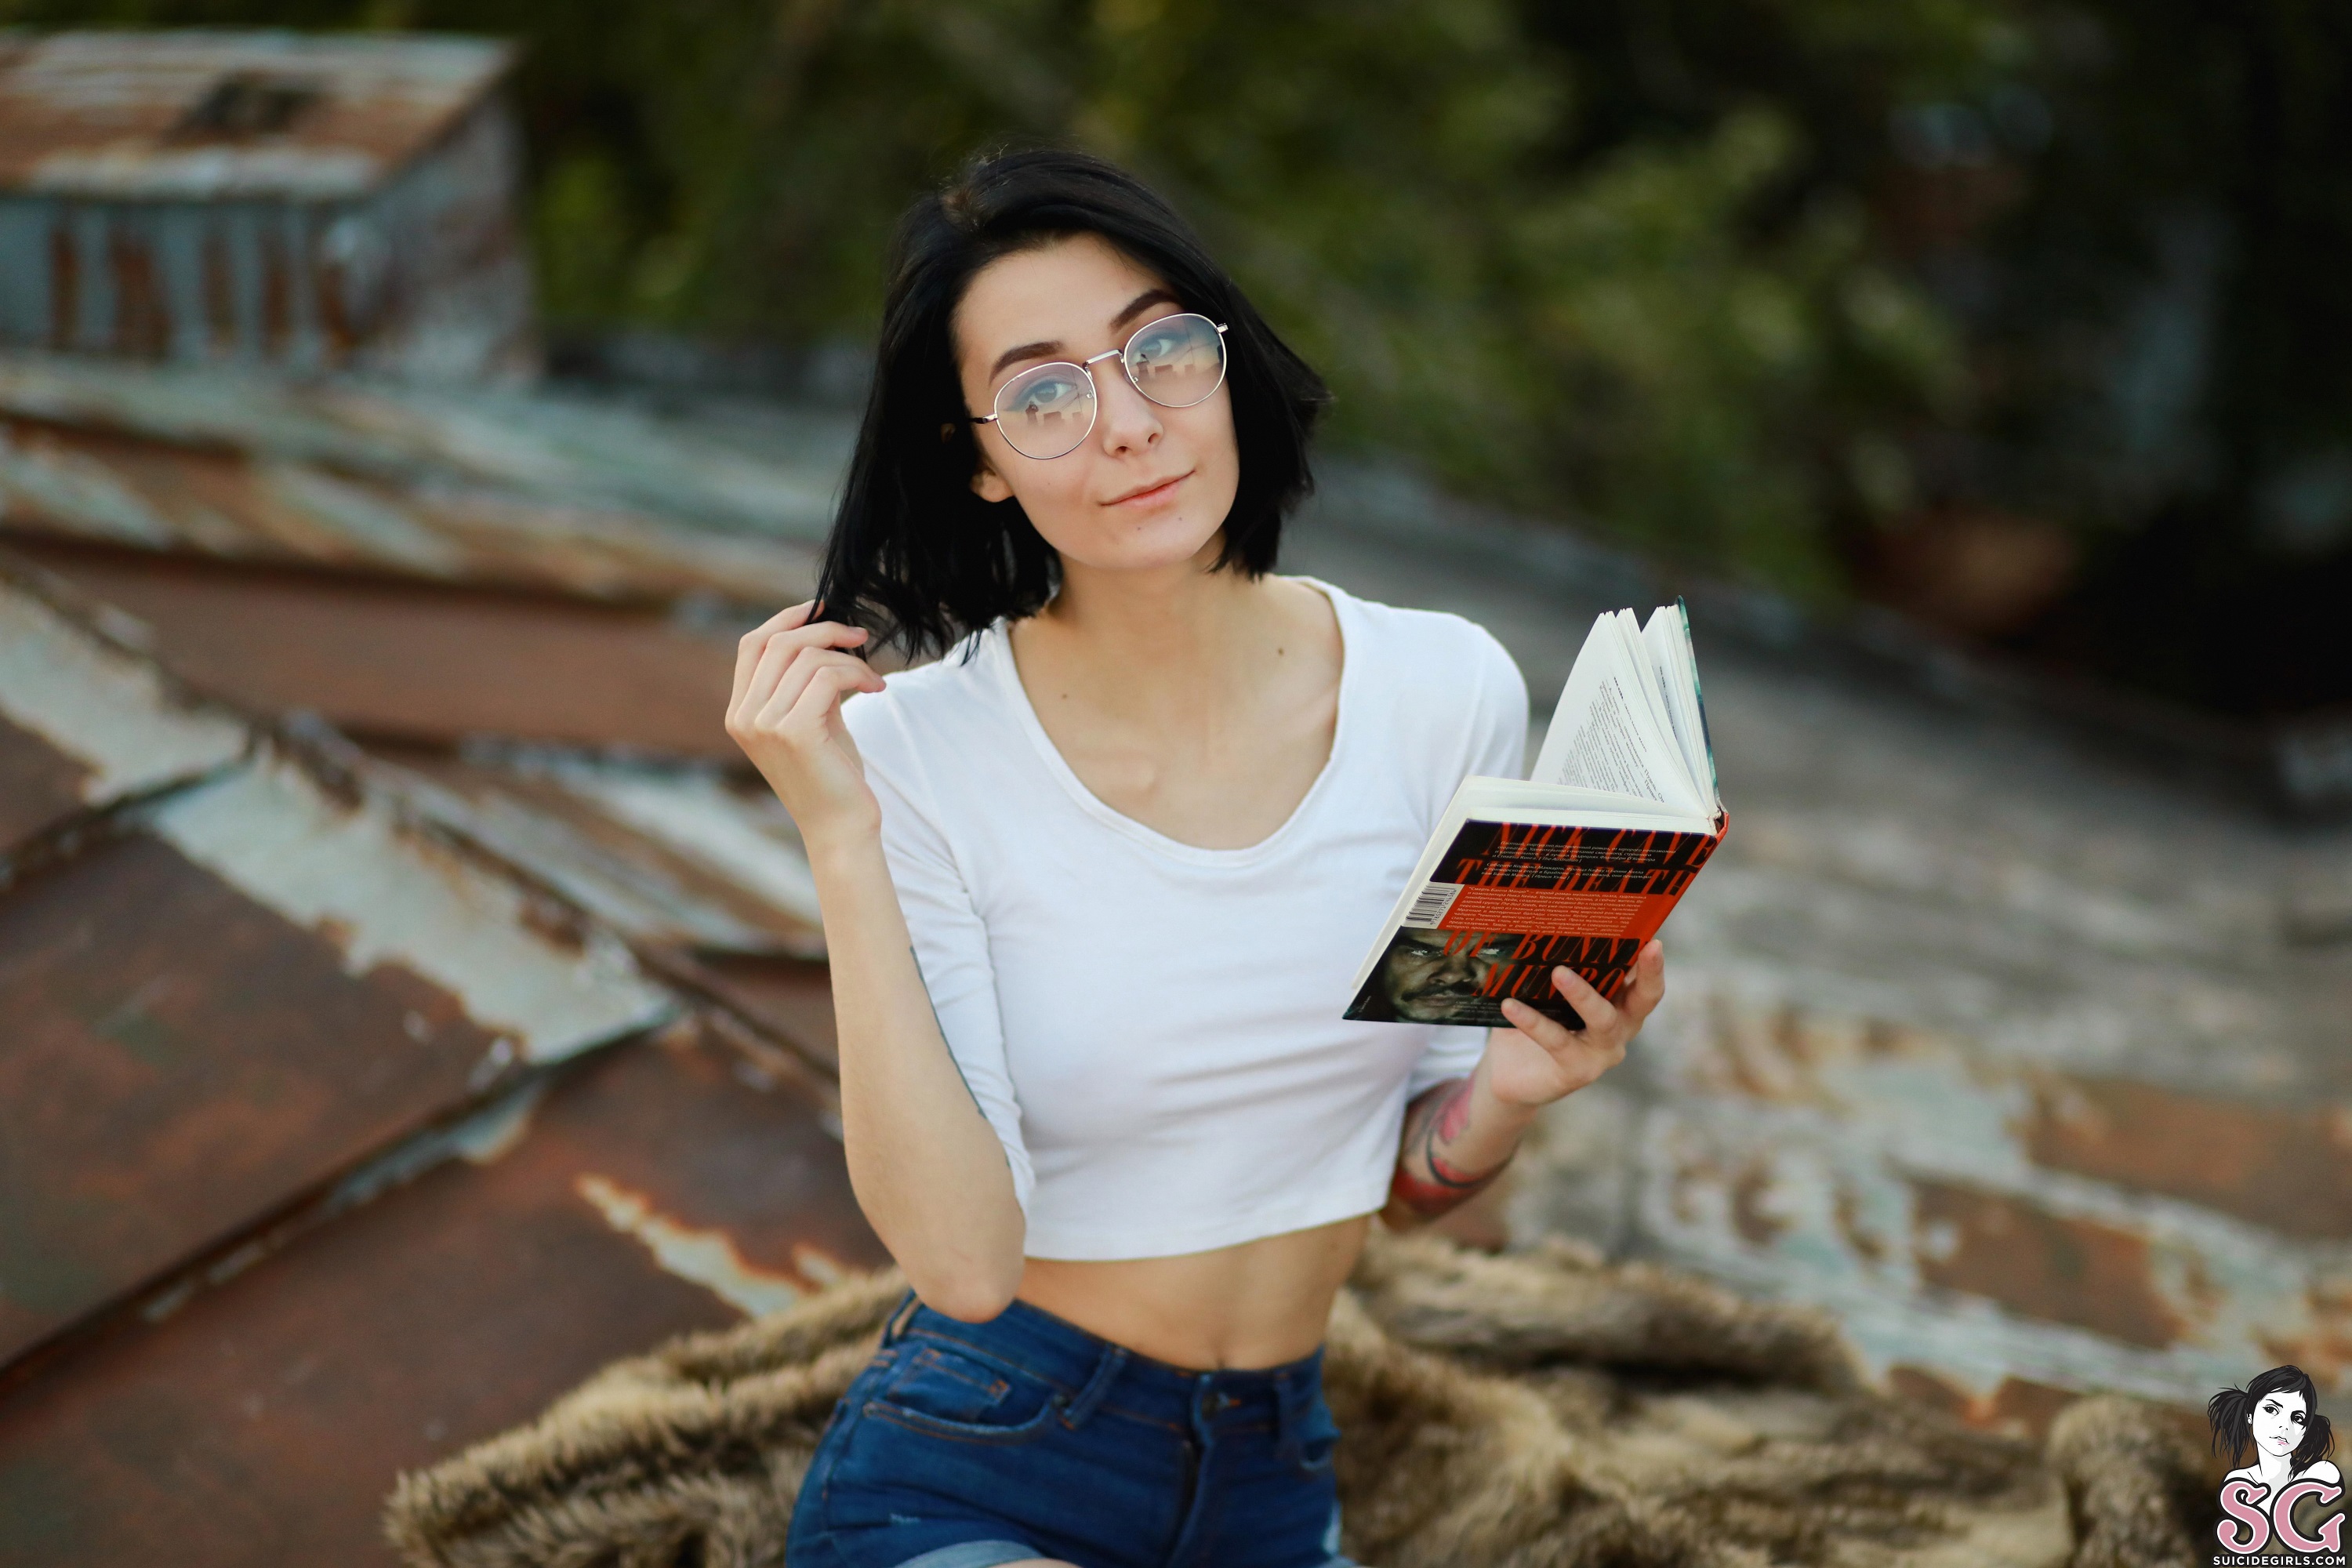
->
[2,0,2345,711]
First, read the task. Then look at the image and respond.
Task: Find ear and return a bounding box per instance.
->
[970,448,1014,504]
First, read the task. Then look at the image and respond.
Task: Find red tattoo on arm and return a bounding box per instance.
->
[1387,1074,1515,1219]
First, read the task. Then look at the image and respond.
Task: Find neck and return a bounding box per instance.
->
[1022,538,1275,707]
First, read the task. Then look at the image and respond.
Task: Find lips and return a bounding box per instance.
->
[1103,470,1189,506]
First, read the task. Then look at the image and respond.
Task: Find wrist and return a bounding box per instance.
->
[800,818,884,878]
[1472,1049,1550,1122]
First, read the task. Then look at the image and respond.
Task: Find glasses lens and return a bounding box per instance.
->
[1123,314,1226,409]
[993,361,1095,459]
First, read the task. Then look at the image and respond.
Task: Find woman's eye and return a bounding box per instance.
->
[1014,375,1085,411]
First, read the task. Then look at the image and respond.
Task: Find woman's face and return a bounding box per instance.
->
[2252,1388,2310,1458]
[953,233,1240,575]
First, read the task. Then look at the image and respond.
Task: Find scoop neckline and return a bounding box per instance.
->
[986,575,1356,867]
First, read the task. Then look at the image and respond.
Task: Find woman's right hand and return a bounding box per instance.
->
[726,601,889,848]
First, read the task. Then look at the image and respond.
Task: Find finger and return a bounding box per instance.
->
[778,660,884,736]
[737,618,873,720]
[758,648,884,731]
[732,605,870,706]
[734,630,807,729]
[731,601,815,705]
[1620,940,1667,1026]
[1499,996,1580,1051]
[1550,965,1621,1036]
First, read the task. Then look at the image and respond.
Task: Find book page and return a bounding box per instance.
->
[1616,609,1685,767]
[1530,614,1705,815]
[1641,606,1708,800]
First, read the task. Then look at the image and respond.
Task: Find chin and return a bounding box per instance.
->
[1058,513,1225,572]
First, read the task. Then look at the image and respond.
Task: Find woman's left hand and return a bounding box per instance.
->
[1484,940,1664,1109]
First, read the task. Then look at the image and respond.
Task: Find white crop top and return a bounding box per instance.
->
[840,577,1529,1260]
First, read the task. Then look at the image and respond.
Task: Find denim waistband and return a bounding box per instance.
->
[880,1289,1327,1436]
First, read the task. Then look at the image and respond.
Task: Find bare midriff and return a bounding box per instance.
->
[1013,1212,1373,1370]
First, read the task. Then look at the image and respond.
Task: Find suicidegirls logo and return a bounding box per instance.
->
[2209,1365,2344,1566]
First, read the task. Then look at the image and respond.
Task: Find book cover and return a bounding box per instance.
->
[1343,818,1722,1028]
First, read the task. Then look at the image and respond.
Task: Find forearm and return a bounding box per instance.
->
[808,832,1025,1316]
[1379,1052,1537,1229]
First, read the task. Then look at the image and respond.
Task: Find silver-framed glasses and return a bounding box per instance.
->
[971,311,1229,460]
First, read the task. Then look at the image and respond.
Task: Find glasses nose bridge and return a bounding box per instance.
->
[1083,343,1163,445]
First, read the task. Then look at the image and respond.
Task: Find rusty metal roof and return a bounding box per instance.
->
[0,335,873,1566]
[0,359,832,606]
[9,343,2339,1563]
[0,1018,882,1566]
[12,541,767,760]
[0,350,849,545]
[0,562,685,1374]
[0,30,514,201]
[376,749,823,958]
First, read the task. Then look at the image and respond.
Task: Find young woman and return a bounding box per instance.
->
[727,149,1665,1568]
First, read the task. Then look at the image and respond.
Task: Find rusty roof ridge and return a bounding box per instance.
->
[0,540,230,698]
[0,351,848,541]
[0,750,245,893]
[0,543,260,871]
[0,1007,833,1397]
[278,717,840,1086]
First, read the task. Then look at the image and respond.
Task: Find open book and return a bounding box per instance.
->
[1344,601,1726,1029]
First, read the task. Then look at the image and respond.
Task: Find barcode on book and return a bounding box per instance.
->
[1403,882,1464,928]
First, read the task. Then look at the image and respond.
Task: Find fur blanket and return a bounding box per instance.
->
[385,1230,2216,1567]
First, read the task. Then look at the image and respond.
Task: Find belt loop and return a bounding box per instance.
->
[1058,1342,1127,1431]
[1273,1368,1304,1463]
[880,1287,920,1347]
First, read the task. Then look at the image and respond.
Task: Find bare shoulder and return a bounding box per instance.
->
[2302,1458,2343,1485]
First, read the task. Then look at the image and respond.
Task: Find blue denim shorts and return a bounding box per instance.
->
[785,1287,1356,1568]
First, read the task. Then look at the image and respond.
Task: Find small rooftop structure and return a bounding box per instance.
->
[0,30,532,379]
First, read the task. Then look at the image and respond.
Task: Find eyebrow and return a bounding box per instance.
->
[985,288,1184,380]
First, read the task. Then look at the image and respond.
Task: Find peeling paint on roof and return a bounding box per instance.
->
[0,401,818,604]
[147,754,676,1062]
[539,763,824,935]
[0,574,243,809]
[1610,983,2352,1411]
[0,349,852,546]
[377,757,815,955]
[575,1172,811,1317]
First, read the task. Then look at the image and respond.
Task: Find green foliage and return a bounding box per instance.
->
[12,0,2347,704]
[3,0,2005,593]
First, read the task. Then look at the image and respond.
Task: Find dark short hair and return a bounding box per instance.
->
[2209,1364,2337,1474]
[815,148,1330,657]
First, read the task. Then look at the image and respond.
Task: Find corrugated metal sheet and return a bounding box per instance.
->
[16,543,767,760]
[0,31,514,200]
[0,566,677,1373]
[0,563,243,846]
[1628,991,2352,1414]
[0,408,818,602]
[0,1018,882,1566]
[377,750,824,959]
[0,350,851,542]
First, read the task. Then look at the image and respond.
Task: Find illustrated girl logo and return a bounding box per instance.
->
[2209,1364,2343,1563]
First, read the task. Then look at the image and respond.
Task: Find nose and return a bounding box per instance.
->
[1429,944,1477,981]
[1089,356,1163,456]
